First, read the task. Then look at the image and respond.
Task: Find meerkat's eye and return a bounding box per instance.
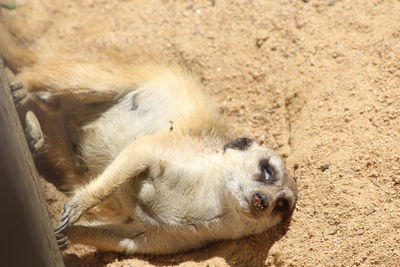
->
[259,159,275,184]
[262,168,272,183]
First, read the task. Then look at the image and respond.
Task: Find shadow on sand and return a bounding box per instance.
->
[63,215,293,267]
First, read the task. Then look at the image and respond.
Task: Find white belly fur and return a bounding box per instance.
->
[79,83,189,177]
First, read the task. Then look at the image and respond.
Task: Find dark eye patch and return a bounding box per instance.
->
[223,137,253,152]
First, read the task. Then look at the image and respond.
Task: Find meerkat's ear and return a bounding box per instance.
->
[224,137,254,152]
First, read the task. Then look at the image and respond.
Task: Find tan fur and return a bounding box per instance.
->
[1,19,297,255]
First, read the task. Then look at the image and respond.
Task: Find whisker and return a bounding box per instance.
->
[195,154,232,175]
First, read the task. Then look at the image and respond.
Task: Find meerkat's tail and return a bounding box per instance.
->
[0,17,37,72]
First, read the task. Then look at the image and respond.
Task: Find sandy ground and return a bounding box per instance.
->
[3,0,400,266]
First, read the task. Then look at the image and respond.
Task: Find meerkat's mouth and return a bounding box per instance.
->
[251,192,268,211]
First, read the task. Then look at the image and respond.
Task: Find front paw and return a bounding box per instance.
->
[10,81,29,107]
[55,201,83,234]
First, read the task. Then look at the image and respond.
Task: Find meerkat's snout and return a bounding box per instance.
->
[251,191,293,215]
[252,192,269,210]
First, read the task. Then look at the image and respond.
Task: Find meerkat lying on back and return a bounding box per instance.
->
[0,21,297,254]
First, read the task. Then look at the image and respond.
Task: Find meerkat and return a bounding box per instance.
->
[0,18,297,254]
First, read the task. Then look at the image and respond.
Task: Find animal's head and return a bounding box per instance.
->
[222,137,297,226]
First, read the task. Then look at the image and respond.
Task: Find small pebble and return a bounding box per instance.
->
[319,164,330,172]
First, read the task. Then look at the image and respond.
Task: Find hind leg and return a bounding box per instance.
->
[5,68,44,154]
[14,67,125,107]
[58,224,145,253]
[6,68,83,190]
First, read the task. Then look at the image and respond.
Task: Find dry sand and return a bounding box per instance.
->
[3,0,400,266]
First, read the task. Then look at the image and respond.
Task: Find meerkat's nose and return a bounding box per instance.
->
[252,192,269,210]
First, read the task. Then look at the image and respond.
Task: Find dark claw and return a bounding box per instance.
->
[11,89,28,107]
[61,205,72,221]
[55,227,71,250]
[57,236,71,250]
[55,202,79,234]
[56,233,69,243]
[29,136,38,149]
[54,217,71,234]
[10,82,23,91]
[12,92,25,103]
